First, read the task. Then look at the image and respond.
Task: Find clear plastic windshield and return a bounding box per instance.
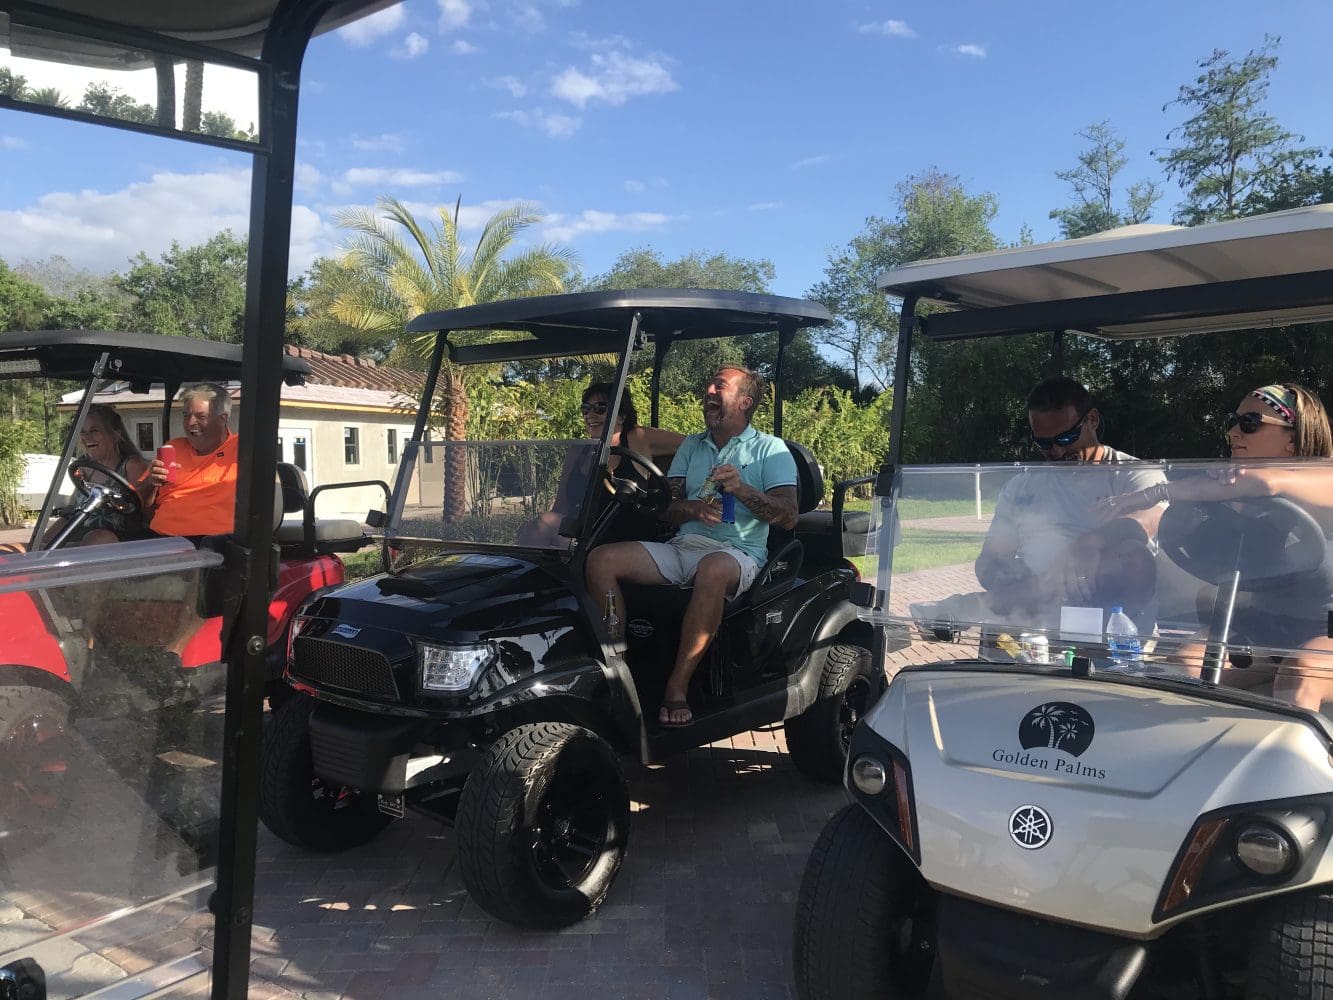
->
[386,438,601,548]
[0,538,225,997]
[860,460,1333,713]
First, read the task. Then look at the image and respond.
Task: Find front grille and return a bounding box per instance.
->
[292,636,400,699]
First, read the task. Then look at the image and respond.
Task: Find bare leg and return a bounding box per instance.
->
[1275,637,1333,712]
[661,553,740,724]
[80,529,120,546]
[515,511,564,547]
[586,542,668,638]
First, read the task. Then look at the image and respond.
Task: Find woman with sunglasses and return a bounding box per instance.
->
[1103,383,1333,707]
[518,383,685,546]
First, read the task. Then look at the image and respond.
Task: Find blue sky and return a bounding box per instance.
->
[1,0,1330,298]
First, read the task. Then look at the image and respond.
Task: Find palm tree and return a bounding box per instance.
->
[330,196,574,522]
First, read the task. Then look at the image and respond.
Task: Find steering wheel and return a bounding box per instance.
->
[1158,496,1328,592]
[69,457,143,517]
[602,446,669,508]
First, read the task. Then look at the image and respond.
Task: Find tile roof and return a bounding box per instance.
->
[284,344,425,393]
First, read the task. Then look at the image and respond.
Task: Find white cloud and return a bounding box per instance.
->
[623,180,646,193]
[790,154,833,169]
[858,19,916,38]
[569,31,634,50]
[333,167,464,193]
[379,197,528,233]
[451,39,479,54]
[392,32,430,59]
[437,0,472,31]
[488,75,529,98]
[295,163,323,193]
[510,3,546,32]
[551,52,677,109]
[495,109,581,138]
[542,209,673,243]
[351,132,406,153]
[1,136,29,150]
[949,42,987,57]
[747,201,785,211]
[337,4,406,45]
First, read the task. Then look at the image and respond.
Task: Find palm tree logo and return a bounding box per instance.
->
[1018,702,1096,757]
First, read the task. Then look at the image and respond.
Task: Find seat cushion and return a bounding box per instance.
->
[275,517,365,545]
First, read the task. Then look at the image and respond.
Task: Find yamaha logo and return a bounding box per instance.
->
[1009,805,1053,849]
[1018,702,1095,758]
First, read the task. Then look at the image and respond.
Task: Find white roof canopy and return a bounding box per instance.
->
[876,205,1333,340]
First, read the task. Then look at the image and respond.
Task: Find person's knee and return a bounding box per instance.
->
[693,554,739,595]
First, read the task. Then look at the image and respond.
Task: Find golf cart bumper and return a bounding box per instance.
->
[307,701,476,794]
[935,895,1145,1000]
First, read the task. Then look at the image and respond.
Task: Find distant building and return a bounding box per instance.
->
[61,346,429,520]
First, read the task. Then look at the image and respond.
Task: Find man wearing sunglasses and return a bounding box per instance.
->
[975,377,1166,616]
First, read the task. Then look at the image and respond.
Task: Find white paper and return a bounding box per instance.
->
[1060,606,1104,643]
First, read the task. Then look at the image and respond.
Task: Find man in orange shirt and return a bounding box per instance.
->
[145,382,239,541]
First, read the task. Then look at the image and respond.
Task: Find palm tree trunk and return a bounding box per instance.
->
[442,365,469,524]
[183,60,203,133]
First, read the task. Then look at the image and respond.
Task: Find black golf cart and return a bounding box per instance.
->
[260,288,885,927]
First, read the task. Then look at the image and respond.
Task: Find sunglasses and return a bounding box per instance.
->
[1031,412,1088,451]
[1225,411,1291,434]
[580,401,609,416]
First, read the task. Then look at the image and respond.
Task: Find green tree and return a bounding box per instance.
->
[78,82,155,125]
[1050,121,1161,238]
[26,86,68,109]
[331,196,575,520]
[0,68,28,100]
[1158,36,1318,225]
[117,231,249,341]
[0,261,50,331]
[809,231,896,391]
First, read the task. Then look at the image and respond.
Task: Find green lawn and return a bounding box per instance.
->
[841,496,996,521]
[339,545,383,581]
[850,528,984,576]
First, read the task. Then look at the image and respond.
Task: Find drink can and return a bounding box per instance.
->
[156,444,176,484]
[1019,633,1049,664]
[720,492,736,524]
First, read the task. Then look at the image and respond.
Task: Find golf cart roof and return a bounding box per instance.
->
[4,2,397,59]
[876,204,1333,341]
[405,289,833,365]
[0,330,310,385]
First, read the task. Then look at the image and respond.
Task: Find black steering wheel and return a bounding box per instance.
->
[69,457,143,517]
[1158,496,1328,591]
[603,446,669,507]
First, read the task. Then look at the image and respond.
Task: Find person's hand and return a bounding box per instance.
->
[1053,539,1101,604]
[1093,490,1152,521]
[1205,465,1240,486]
[710,464,743,494]
[684,499,722,525]
[147,458,172,488]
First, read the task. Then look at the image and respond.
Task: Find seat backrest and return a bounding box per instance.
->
[276,462,309,514]
[783,440,823,515]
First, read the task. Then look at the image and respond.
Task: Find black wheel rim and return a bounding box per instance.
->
[528,748,615,891]
[1,711,69,831]
[838,676,872,754]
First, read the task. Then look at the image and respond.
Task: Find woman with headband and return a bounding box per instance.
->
[1099,383,1333,708]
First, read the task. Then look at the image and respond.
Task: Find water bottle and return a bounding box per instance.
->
[1105,606,1142,668]
[602,590,621,641]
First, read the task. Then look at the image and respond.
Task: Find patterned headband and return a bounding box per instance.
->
[1250,384,1297,424]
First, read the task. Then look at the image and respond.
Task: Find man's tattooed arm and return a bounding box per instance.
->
[732,484,798,530]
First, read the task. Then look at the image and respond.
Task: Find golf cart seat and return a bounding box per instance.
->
[274,463,368,555]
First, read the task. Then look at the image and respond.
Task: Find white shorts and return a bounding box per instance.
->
[639,534,760,596]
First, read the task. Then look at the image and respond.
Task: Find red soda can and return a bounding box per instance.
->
[156,444,176,484]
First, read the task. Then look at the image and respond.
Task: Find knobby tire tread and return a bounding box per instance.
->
[785,643,874,783]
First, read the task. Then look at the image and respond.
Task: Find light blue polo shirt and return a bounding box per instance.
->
[668,424,798,565]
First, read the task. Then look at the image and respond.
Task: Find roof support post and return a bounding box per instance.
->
[650,330,673,427]
[211,4,331,998]
[772,322,795,439]
[883,295,918,474]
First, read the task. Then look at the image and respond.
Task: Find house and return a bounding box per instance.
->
[60,346,428,520]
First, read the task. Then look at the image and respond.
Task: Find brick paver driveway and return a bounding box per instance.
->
[247,728,845,1000]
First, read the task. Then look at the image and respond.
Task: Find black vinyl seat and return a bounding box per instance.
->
[274,463,367,555]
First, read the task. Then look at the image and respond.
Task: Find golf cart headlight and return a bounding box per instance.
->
[287,614,311,664]
[1234,823,1297,877]
[851,755,888,795]
[418,642,493,692]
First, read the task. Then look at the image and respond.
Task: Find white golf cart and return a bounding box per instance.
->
[794,205,1333,999]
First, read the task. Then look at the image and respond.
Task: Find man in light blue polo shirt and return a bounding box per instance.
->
[587,365,799,727]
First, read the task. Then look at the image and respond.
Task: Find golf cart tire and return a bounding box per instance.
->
[794,804,930,1000]
[785,643,877,783]
[1246,890,1333,999]
[258,694,390,852]
[456,722,629,929]
[0,685,71,841]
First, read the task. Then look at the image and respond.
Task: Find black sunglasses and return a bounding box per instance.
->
[580,401,609,416]
[1031,412,1088,451]
[1225,411,1290,435]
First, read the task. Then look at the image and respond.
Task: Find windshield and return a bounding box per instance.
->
[859,459,1333,713]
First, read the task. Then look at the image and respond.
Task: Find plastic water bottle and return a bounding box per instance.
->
[1105,606,1142,668]
[602,591,621,641]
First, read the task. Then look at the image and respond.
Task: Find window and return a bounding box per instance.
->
[387,428,398,465]
[135,421,155,452]
[344,426,360,465]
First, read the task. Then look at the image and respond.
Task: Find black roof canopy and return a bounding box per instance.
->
[0,330,310,384]
[404,288,833,365]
